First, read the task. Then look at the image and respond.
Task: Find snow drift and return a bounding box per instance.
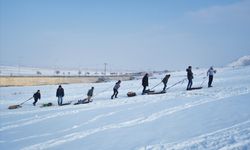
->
[228,55,250,67]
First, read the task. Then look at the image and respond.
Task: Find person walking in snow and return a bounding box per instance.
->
[186,66,193,90]
[162,74,171,92]
[56,85,64,106]
[86,87,94,102]
[207,66,216,87]
[142,73,149,94]
[33,90,41,106]
[111,80,121,99]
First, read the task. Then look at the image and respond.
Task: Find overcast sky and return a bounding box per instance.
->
[0,0,249,71]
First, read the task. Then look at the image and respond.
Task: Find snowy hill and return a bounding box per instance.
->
[0,66,250,150]
[228,55,250,67]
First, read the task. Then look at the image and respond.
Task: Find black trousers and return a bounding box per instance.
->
[208,75,213,87]
[142,85,147,94]
[111,89,118,99]
[187,79,193,90]
[33,98,38,106]
[163,83,167,91]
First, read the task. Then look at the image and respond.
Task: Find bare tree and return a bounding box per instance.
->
[55,70,60,75]
[36,71,42,75]
[78,70,82,76]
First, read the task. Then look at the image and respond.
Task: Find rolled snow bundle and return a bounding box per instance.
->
[41,102,53,107]
[8,105,21,109]
[127,92,136,97]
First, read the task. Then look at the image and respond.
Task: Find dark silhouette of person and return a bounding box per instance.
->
[186,66,193,90]
[56,85,64,105]
[142,73,149,94]
[207,66,216,87]
[33,90,41,106]
[162,74,171,92]
[111,80,121,99]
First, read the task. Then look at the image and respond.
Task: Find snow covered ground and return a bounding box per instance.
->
[0,66,250,150]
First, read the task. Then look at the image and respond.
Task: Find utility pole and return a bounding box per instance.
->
[104,63,107,76]
[18,57,21,76]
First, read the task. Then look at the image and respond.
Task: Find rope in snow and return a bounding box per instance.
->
[133,80,142,92]
[196,72,205,76]
[150,81,162,90]
[20,97,33,105]
[165,78,187,91]
[200,76,207,87]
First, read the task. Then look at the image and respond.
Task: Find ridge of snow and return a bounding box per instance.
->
[228,55,250,67]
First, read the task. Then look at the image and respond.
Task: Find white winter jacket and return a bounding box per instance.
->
[207,68,216,76]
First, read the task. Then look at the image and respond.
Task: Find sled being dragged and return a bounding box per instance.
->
[8,105,22,110]
[74,99,92,105]
[60,101,72,106]
[40,102,53,107]
[147,91,166,95]
[187,87,203,91]
[8,97,33,110]
[127,92,137,97]
[141,89,155,95]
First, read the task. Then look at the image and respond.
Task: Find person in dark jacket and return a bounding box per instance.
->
[86,87,94,102]
[142,73,149,94]
[56,85,64,106]
[186,66,193,90]
[207,66,216,87]
[33,90,41,106]
[162,74,171,92]
[111,80,121,99]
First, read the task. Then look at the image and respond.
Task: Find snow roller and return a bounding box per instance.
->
[8,104,22,109]
[127,91,136,97]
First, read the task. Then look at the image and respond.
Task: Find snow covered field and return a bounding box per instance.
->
[0,66,250,150]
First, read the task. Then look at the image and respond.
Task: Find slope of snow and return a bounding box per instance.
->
[228,55,250,67]
[0,66,250,150]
